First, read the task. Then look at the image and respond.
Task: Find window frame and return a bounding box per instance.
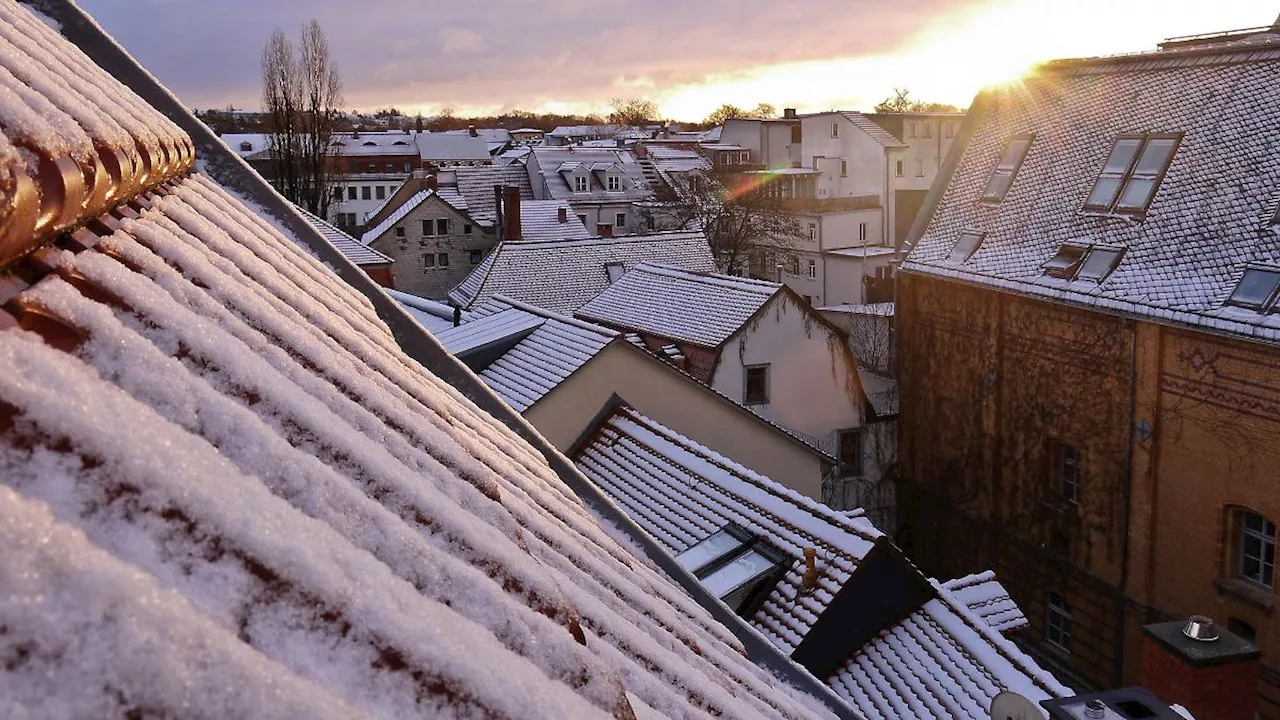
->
[831,121,839,138]
[837,428,864,478]
[1225,266,1280,311]
[1050,439,1081,505]
[574,174,589,192]
[806,259,817,279]
[980,134,1034,204]
[1046,593,1072,652]
[922,122,932,139]
[436,218,450,236]
[615,212,627,228]
[422,219,435,237]
[469,249,483,265]
[437,252,449,268]
[421,252,435,269]
[946,230,985,264]
[606,174,622,192]
[1084,132,1182,216]
[743,364,770,405]
[895,160,904,178]
[858,223,867,241]
[840,159,847,177]
[347,186,357,201]
[1238,510,1276,590]
[375,185,386,200]
[1077,246,1125,283]
[1043,243,1089,280]
[394,226,405,238]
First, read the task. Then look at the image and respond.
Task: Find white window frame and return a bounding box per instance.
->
[1046,593,1071,652]
[1240,511,1276,589]
[574,175,589,192]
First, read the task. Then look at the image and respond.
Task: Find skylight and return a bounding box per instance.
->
[946,231,985,264]
[1077,246,1125,283]
[674,525,787,615]
[701,546,787,613]
[1043,244,1088,279]
[676,526,750,572]
[1225,267,1280,311]
[981,135,1033,203]
[1084,133,1181,216]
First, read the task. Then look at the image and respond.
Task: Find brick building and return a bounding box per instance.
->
[897,18,1280,714]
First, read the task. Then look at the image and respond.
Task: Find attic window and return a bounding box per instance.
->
[702,546,787,612]
[574,175,589,192]
[676,526,751,573]
[606,175,621,192]
[946,231,985,264]
[239,141,252,151]
[1084,133,1181,216]
[675,525,787,615]
[981,134,1033,203]
[604,262,625,283]
[1076,246,1124,283]
[362,141,377,146]
[1043,244,1088,279]
[1225,267,1280,311]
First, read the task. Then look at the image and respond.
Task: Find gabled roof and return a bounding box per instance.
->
[360,188,433,244]
[448,230,716,314]
[295,206,393,266]
[531,146,652,202]
[902,32,1280,346]
[816,112,907,148]
[519,199,592,241]
[573,406,1067,719]
[0,2,859,717]
[576,263,781,348]
[414,132,491,162]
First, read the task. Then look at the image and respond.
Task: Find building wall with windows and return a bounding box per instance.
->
[367,194,491,299]
[328,174,408,231]
[768,208,886,306]
[800,113,891,202]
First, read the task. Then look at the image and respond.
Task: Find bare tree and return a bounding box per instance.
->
[262,29,301,202]
[874,87,961,114]
[608,96,659,126]
[704,102,778,127]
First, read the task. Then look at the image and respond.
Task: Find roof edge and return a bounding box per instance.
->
[900,90,992,253]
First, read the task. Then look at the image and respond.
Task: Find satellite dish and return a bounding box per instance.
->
[991,691,1046,720]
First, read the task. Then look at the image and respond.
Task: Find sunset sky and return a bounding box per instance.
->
[80,0,1277,121]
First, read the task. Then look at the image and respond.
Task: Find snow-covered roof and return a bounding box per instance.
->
[220,132,269,158]
[295,206,393,266]
[453,164,534,225]
[644,144,712,173]
[448,230,716,314]
[386,288,457,333]
[0,3,855,717]
[856,369,899,418]
[519,199,592,241]
[825,245,897,258]
[903,35,1280,346]
[840,112,908,148]
[334,132,419,156]
[414,132,491,162]
[531,146,653,202]
[359,188,433,244]
[941,572,1029,634]
[440,297,618,412]
[549,124,634,138]
[574,406,1067,719]
[577,262,781,348]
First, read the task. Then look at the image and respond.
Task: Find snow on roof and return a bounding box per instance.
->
[903,36,1280,346]
[644,144,712,173]
[816,302,895,316]
[574,406,1066,719]
[824,245,897,258]
[531,146,653,202]
[576,262,781,348]
[295,206,393,266]
[386,288,458,333]
[220,132,269,158]
[414,132,491,161]
[449,297,618,412]
[549,124,633,138]
[453,164,534,225]
[838,112,908,148]
[941,572,1029,634]
[433,306,545,355]
[360,188,434,244]
[519,199,592,241]
[856,369,898,418]
[0,3,852,716]
[448,230,716,314]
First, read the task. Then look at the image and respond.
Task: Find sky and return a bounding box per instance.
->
[79,0,1278,122]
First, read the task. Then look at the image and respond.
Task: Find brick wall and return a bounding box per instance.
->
[1141,634,1259,720]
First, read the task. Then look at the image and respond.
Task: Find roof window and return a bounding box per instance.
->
[675,525,787,616]
[1043,244,1088,279]
[981,134,1033,203]
[946,230,985,264]
[1225,267,1280,311]
[1076,246,1125,283]
[604,261,625,283]
[1084,133,1181,216]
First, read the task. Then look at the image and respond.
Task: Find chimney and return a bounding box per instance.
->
[783,108,797,119]
[468,124,477,137]
[1140,616,1260,720]
[425,174,438,191]
[452,306,462,328]
[557,206,568,224]
[597,223,613,237]
[502,186,522,241]
[493,184,504,241]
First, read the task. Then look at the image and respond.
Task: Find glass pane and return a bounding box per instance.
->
[1246,512,1265,532]
[1135,138,1178,176]
[1103,138,1143,174]
[702,549,777,597]
[676,530,746,573]
[1079,249,1123,281]
[1229,269,1280,308]
[1086,176,1123,209]
[983,171,1014,201]
[997,139,1031,170]
[947,233,982,263]
[1116,177,1157,211]
[1244,555,1261,581]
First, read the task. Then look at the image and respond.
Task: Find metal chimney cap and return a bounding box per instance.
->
[1182,615,1220,642]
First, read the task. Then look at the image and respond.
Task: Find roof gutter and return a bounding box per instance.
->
[39,2,863,716]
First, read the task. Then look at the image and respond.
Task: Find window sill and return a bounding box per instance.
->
[1214,577,1276,614]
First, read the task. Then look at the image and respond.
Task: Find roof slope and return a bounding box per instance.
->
[840,112,907,148]
[519,199,592,241]
[531,146,653,202]
[448,231,716,314]
[577,263,780,348]
[0,3,852,717]
[454,164,534,226]
[574,406,1068,719]
[903,35,1280,345]
[296,206,393,266]
[941,572,1029,634]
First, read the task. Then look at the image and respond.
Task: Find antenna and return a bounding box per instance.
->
[991,691,1045,720]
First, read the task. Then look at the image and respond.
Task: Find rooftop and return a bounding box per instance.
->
[295,206,394,266]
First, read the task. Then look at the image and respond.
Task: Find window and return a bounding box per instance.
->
[895,160,904,177]
[574,175,589,192]
[744,365,769,405]
[332,186,343,202]
[922,122,932,138]
[422,219,434,236]
[1239,511,1276,589]
[676,526,750,573]
[646,215,655,230]
[404,161,412,172]
[436,219,449,235]
[674,525,786,614]
[470,249,483,265]
[981,135,1034,203]
[375,185,386,200]
[840,159,847,177]
[604,261,625,283]
[1050,440,1080,505]
[361,186,371,200]
[1046,593,1071,652]
[945,122,955,139]
[831,122,839,138]
[348,186,357,200]
[367,161,376,171]
[838,429,863,477]
[812,156,821,170]
[701,549,778,607]
[386,160,394,171]
[790,125,802,144]
[1043,244,1088,279]
[464,224,472,235]
[806,259,816,279]
[858,223,867,241]
[808,223,817,241]
[1084,133,1181,215]
[616,212,627,228]
[1077,246,1125,283]
[914,159,924,177]
[394,226,405,238]
[946,230,985,264]
[421,253,435,269]
[1225,267,1280,311]
[607,175,621,192]
[437,252,449,267]
[908,123,917,138]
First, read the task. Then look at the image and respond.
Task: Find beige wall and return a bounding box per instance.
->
[524,340,829,499]
[369,194,493,299]
[801,113,888,202]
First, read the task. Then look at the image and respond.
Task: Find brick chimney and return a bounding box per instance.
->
[557,206,567,223]
[597,223,613,237]
[1141,616,1260,720]
[783,108,797,119]
[425,174,438,191]
[501,186,521,241]
[468,124,477,137]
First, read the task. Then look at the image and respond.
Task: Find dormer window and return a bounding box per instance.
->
[1225,266,1280,311]
[1077,246,1124,283]
[675,525,787,615]
[606,175,621,192]
[604,261,625,283]
[239,141,252,152]
[574,175,589,192]
[1043,244,1088,279]
[1084,133,1181,216]
[946,230,985,264]
[981,134,1033,203]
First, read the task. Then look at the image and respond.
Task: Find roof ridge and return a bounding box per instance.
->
[489,294,619,338]
[631,262,781,294]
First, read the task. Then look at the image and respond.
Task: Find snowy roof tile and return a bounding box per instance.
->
[941,572,1029,634]
[414,132,491,162]
[518,199,592,241]
[903,36,1280,346]
[386,288,457,333]
[0,3,858,717]
[433,305,545,355]
[452,164,533,225]
[574,406,1068,719]
[448,230,716,314]
[576,263,781,348]
[531,146,653,202]
[295,206,393,266]
[839,112,908,148]
[359,188,464,245]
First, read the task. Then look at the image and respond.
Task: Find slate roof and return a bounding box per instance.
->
[519,199,592,241]
[296,207,393,266]
[576,263,781,348]
[414,132,491,162]
[436,297,618,412]
[644,144,713,174]
[574,406,1068,720]
[453,164,534,226]
[0,3,858,717]
[839,112,907,148]
[448,230,716,314]
[902,32,1280,346]
[359,188,433,244]
[530,146,653,202]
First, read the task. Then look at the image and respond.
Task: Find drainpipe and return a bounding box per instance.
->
[1114,320,1138,686]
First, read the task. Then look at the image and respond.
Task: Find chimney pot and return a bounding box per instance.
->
[783,108,797,119]
[1141,618,1261,720]
[468,124,477,137]
[1183,615,1220,642]
[557,207,568,223]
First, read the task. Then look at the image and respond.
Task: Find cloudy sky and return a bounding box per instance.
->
[80,0,1276,121]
